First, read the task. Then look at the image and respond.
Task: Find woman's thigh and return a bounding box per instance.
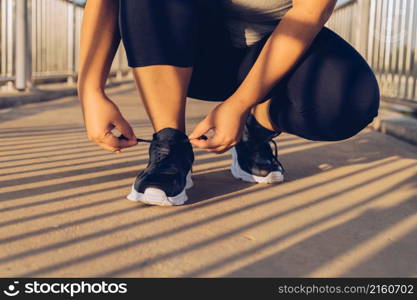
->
[267,27,380,141]
[187,2,246,101]
[119,0,243,101]
[119,0,199,67]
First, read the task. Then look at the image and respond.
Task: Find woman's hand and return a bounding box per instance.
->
[188,99,250,154]
[80,91,137,152]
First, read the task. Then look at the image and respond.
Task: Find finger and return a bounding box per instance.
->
[205,142,233,154]
[188,117,213,140]
[190,134,224,149]
[113,117,138,147]
[101,131,134,150]
[204,137,237,152]
[97,141,120,152]
[210,145,232,154]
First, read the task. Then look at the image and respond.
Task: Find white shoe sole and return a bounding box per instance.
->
[127,171,193,206]
[230,147,284,184]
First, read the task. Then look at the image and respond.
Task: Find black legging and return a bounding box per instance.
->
[119,0,380,141]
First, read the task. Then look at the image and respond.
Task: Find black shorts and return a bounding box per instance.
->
[119,0,380,141]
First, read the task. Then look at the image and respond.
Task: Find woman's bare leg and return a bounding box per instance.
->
[251,99,277,131]
[132,66,192,133]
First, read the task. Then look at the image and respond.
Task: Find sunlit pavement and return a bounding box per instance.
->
[0,83,416,277]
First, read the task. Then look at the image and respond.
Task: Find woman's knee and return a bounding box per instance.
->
[282,28,380,141]
[313,71,380,141]
[276,66,380,141]
[337,63,380,140]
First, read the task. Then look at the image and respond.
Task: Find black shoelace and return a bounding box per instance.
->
[119,135,207,144]
[136,137,153,143]
[269,139,285,173]
[124,134,283,172]
[124,135,198,165]
[118,134,152,143]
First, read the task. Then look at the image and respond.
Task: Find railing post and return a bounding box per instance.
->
[67,2,76,85]
[26,0,33,89]
[15,0,30,91]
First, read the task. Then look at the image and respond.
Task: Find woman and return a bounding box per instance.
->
[77,0,379,206]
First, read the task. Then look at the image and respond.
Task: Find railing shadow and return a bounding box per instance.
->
[0,122,415,277]
[223,192,417,277]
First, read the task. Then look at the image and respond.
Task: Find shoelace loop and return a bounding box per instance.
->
[269,140,285,173]
[119,136,167,162]
[135,137,185,164]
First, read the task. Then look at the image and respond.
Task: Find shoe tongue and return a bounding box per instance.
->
[153,128,188,144]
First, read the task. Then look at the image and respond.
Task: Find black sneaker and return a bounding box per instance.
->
[127,128,194,206]
[231,114,284,183]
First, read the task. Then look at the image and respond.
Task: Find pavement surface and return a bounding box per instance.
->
[1,82,416,277]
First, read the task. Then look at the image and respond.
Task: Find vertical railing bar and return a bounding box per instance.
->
[46,0,50,74]
[391,0,401,98]
[412,0,417,100]
[385,0,393,94]
[356,0,370,57]
[15,0,29,90]
[373,0,381,73]
[404,0,415,98]
[7,0,14,83]
[392,0,400,74]
[67,1,75,84]
[367,0,376,64]
[1,0,6,76]
[374,0,382,87]
[397,0,407,98]
[31,0,35,79]
[41,0,45,74]
[56,0,60,72]
[26,0,32,88]
[47,0,51,74]
[379,0,388,93]
[36,0,40,76]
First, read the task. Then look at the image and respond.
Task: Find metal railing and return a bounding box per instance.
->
[2,0,416,103]
[327,0,417,106]
[0,0,130,91]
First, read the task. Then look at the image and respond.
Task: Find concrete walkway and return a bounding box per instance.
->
[1,83,416,277]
